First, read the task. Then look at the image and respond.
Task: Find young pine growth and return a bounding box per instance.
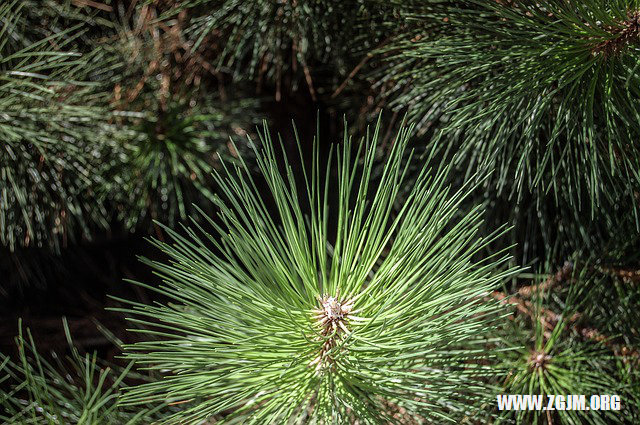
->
[118,120,518,423]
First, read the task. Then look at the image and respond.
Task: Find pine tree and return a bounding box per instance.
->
[1,1,639,424]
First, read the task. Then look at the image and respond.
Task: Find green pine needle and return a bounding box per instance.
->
[494,263,639,424]
[379,0,640,219]
[0,0,123,251]
[116,119,519,423]
[0,319,163,424]
[164,0,387,96]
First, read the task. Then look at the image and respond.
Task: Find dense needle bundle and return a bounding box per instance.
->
[494,264,639,424]
[165,0,386,99]
[116,121,517,423]
[96,4,260,229]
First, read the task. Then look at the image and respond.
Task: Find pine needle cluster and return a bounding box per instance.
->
[493,263,640,424]
[379,0,640,228]
[0,1,259,250]
[164,0,389,100]
[115,122,518,423]
[0,0,123,250]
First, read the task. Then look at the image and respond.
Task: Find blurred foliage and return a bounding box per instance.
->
[109,99,257,228]
[163,0,392,101]
[377,0,640,262]
[0,0,260,251]
[0,0,124,251]
[89,1,261,229]
[493,258,640,424]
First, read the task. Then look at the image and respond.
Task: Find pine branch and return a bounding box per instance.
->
[115,119,519,424]
[495,294,637,422]
[378,0,640,225]
[96,3,261,230]
[516,262,574,298]
[494,260,640,423]
[0,319,163,424]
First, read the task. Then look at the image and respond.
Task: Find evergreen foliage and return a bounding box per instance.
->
[116,122,518,423]
[166,0,388,100]
[72,1,262,231]
[379,0,640,238]
[0,0,121,250]
[85,1,261,230]
[1,1,639,424]
[494,264,639,424]
[104,95,259,229]
[0,1,260,250]
[0,320,162,424]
